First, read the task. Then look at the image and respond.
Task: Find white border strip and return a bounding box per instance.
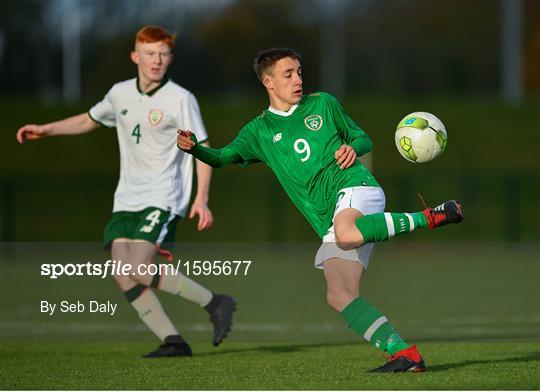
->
[363,316,388,341]
[157,212,177,244]
[268,104,299,117]
[384,213,395,237]
[405,213,415,230]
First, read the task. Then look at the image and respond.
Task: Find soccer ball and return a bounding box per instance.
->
[395,112,447,163]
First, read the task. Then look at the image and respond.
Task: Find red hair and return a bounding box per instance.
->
[135,26,176,49]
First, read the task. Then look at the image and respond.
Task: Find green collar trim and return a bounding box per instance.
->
[136,76,169,96]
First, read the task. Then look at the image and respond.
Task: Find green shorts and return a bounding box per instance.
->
[103,207,178,252]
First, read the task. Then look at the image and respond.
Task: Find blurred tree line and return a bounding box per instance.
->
[1,0,538,101]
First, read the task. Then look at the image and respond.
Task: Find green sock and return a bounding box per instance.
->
[355,212,427,243]
[341,297,409,355]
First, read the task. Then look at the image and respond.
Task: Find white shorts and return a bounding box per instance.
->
[314,186,386,270]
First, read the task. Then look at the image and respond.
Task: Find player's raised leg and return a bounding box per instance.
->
[334,200,464,250]
[323,257,425,373]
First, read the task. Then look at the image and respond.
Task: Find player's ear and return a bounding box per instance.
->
[262,74,273,90]
[130,51,139,65]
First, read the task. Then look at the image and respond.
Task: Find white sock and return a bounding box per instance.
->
[158,272,213,307]
[131,288,179,341]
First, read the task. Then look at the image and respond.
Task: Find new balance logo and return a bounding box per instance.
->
[273,133,282,143]
[399,218,406,233]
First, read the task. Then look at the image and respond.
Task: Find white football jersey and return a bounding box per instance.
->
[89,78,208,217]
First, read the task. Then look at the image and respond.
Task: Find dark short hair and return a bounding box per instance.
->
[253,47,302,81]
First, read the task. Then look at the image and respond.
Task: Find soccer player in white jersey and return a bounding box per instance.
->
[17,26,235,358]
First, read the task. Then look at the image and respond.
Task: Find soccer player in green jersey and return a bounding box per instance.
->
[177,47,464,372]
[17,26,236,358]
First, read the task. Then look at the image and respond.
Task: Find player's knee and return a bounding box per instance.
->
[112,261,149,286]
[335,240,354,251]
[334,224,364,250]
[129,269,151,285]
[112,273,136,291]
[335,231,363,251]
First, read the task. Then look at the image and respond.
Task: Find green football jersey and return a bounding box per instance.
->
[227,92,379,238]
[227,93,379,237]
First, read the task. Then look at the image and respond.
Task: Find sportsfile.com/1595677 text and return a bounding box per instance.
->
[40,259,252,279]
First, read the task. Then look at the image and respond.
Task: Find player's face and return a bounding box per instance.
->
[264,57,303,110]
[131,41,173,84]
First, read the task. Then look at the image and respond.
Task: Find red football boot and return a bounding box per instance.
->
[370,345,426,373]
[423,200,464,229]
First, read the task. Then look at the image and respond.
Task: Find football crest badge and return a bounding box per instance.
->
[304,115,323,131]
[148,109,163,126]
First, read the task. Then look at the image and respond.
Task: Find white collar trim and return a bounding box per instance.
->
[268,104,298,117]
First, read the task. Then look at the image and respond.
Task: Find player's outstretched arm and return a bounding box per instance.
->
[177,130,243,169]
[17,113,100,144]
[190,140,214,231]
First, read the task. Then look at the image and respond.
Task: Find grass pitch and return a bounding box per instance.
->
[1,342,539,390]
[1,242,539,389]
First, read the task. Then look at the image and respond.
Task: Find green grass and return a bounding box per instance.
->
[2,97,539,388]
[1,242,539,389]
[1,342,539,390]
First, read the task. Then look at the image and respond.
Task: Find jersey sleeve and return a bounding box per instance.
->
[181,93,208,143]
[88,87,116,128]
[325,93,373,156]
[225,122,264,166]
[190,121,263,168]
